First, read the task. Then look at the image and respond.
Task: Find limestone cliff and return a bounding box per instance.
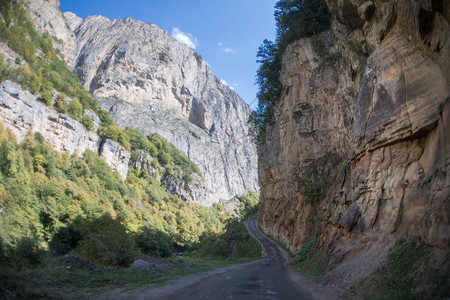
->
[0,80,130,179]
[26,0,258,206]
[258,0,449,290]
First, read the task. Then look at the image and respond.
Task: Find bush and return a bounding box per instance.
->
[237,191,259,219]
[381,237,429,299]
[49,225,83,255]
[81,115,94,131]
[79,214,137,266]
[191,221,261,259]
[10,237,44,268]
[68,97,83,118]
[293,239,314,263]
[136,227,174,258]
[158,151,172,166]
[55,93,67,114]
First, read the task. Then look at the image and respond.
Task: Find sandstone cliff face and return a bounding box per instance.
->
[258,0,449,276]
[0,80,129,179]
[26,1,258,205]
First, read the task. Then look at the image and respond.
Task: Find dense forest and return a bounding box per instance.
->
[0,0,260,287]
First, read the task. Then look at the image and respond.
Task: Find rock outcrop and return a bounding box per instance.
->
[258,0,449,287]
[26,0,258,206]
[0,80,129,179]
[27,0,78,68]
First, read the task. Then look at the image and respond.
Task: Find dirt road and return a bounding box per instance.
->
[119,218,312,299]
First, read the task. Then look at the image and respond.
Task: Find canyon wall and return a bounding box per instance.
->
[258,0,449,275]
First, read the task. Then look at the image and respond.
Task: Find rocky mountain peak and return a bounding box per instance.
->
[25,1,258,205]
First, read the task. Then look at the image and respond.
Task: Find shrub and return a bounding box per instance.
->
[0,54,7,82]
[49,225,83,255]
[10,237,44,268]
[237,191,259,219]
[293,239,314,263]
[81,115,94,131]
[191,221,261,259]
[135,227,174,258]
[79,214,137,266]
[380,237,429,299]
[55,93,67,113]
[68,97,83,118]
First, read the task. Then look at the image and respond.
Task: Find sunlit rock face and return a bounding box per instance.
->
[25,0,259,206]
[0,81,130,180]
[258,0,449,271]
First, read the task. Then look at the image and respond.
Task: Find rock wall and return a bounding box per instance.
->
[27,0,78,68]
[0,80,130,179]
[258,0,449,269]
[26,0,259,205]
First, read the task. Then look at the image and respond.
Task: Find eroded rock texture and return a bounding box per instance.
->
[26,1,258,206]
[258,0,449,277]
[0,81,129,179]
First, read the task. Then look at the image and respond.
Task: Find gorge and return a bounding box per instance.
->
[0,0,448,298]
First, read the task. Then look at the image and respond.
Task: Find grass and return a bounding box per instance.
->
[0,255,248,299]
[292,250,329,276]
[291,239,328,276]
[344,237,449,300]
[258,228,329,277]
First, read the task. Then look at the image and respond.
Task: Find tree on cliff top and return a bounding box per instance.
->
[275,0,331,52]
[254,0,330,142]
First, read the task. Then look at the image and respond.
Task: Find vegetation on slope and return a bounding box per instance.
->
[345,237,449,300]
[190,221,262,259]
[0,0,198,171]
[0,0,202,183]
[235,190,259,220]
[0,1,263,297]
[0,123,260,297]
[0,0,98,112]
[253,0,331,141]
[0,123,224,263]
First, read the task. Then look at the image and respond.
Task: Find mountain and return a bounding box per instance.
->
[24,0,258,206]
[257,0,449,295]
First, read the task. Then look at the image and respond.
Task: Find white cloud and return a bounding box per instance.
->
[171,28,198,49]
[224,48,235,53]
[217,41,235,54]
[220,79,228,86]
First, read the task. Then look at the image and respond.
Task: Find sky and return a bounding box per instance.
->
[59,0,278,108]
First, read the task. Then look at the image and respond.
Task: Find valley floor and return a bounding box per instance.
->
[105,219,312,300]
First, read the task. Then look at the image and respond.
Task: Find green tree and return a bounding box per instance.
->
[55,93,67,114]
[275,0,331,51]
[255,39,282,131]
[254,0,331,142]
[68,97,83,118]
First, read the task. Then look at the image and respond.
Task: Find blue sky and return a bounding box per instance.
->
[59,0,278,108]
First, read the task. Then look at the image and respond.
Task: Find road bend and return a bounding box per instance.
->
[127,217,311,300]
